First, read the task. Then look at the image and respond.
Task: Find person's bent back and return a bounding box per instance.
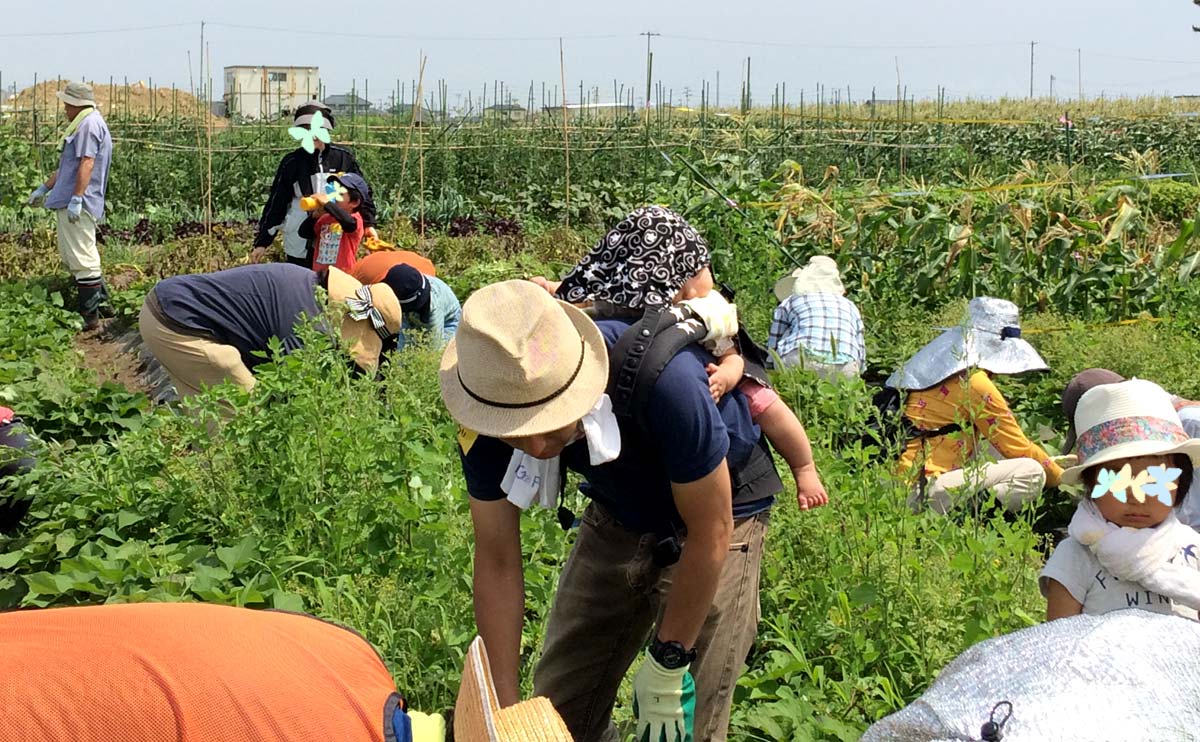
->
[0,602,402,741]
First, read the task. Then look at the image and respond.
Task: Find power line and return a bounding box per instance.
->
[207,22,628,42]
[1041,43,1200,66]
[657,33,1026,51]
[0,22,197,38]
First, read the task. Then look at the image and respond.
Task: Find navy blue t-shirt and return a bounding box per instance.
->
[459,319,778,534]
[153,264,322,369]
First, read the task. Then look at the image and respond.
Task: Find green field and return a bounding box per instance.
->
[3,101,1200,739]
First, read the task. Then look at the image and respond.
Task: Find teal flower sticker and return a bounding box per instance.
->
[1144,464,1183,507]
[288,110,331,154]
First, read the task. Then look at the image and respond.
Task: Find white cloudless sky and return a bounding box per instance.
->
[4,0,1200,107]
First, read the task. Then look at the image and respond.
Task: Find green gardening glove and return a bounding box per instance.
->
[632,649,695,742]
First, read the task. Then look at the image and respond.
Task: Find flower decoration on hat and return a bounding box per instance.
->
[288,110,332,154]
[1091,463,1180,506]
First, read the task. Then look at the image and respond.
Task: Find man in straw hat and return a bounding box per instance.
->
[138,263,401,398]
[1062,368,1200,529]
[441,280,783,742]
[252,100,378,267]
[27,81,114,330]
[887,297,1062,514]
[769,255,865,379]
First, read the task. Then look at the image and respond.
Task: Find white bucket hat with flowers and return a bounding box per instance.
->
[887,296,1048,390]
[1060,378,1200,486]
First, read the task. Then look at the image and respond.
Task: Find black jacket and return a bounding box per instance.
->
[254,145,377,248]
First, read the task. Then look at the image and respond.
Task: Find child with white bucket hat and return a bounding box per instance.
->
[1042,378,1200,621]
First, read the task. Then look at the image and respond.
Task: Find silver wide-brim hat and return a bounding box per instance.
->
[886,297,1048,390]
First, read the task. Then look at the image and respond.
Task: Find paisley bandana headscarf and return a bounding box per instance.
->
[555,206,710,309]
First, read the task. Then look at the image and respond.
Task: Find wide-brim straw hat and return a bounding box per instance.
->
[439,280,608,438]
[773,255,845,302]
[886,296,1048,390]
[455,636,573,741]
[56,81,97,108]
[1060,378,1200,486]
[326,268,401,372]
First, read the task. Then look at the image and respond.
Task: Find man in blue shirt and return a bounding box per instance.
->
[441,280,781,742]
[27,81,114,330]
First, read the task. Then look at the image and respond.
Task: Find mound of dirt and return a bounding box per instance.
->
[4,79,220,125]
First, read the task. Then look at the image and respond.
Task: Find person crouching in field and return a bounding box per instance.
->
[382,264,461,351]
[768,255,866,380]
[0,406,35,532]
[26,81,114,330]
[300,173,370,274]
[0,602,573,741]
[352,248,437,284]
[1042,379,1200,622]
[138,264,400,398]
[887,297,1062,514]
[535,205,829,511]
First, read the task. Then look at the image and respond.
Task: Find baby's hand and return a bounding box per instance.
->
[705,363,737,402]
[794,466,830,511]
[529,276,561,296]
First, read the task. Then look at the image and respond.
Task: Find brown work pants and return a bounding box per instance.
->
[532,502,769,742]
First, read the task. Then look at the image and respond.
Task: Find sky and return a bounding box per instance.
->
[5,0,1200,110]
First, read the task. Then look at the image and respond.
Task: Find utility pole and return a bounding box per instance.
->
[641,31,660,110]
[1029,41,1036,98]
[1050,74,1056,101]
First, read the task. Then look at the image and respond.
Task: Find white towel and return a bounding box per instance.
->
[679,293,739,357]
[502,394,622,510]
[1068,500,1200,610]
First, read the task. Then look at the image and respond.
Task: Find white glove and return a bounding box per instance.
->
[632,650,695,742]
[67,195,83,223]
[27,184,50,206]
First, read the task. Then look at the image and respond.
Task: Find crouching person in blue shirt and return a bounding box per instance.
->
[440,280,782,742]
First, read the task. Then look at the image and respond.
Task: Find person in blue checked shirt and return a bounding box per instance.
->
[768,255,866,380]
[27,81,114,330]
[441,280,784,742]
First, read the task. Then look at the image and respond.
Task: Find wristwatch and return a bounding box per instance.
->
[650,637,697,669]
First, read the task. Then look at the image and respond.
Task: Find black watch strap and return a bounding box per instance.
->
[650,637,697,669]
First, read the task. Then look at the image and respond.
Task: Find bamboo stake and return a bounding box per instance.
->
[559,37,571,228]
[397,53,427,231]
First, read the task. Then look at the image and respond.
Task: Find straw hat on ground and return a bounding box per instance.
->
[439,280,608,438]
[773,255,845,302]
[887,297,1048,390]
[326,268,401,372]
[56,81,97,108]
[455,637,572,742]
[1060,378,1200,486]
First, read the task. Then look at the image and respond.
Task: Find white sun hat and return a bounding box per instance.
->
[886,297,1048,390]
[773,255,845,302]
[1060,378,1200,486]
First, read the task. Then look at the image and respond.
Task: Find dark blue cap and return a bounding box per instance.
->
[329,172,370,202]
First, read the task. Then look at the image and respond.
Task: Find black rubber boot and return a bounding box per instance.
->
[76,279,105,330]
[97,280,116,318]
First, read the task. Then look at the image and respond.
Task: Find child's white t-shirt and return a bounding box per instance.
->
[1040,522,1200,620]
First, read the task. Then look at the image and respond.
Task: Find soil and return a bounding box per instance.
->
[74,320,153,396]
[3,80,221,125]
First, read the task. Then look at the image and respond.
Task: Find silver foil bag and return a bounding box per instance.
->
[861,611,1200,741]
